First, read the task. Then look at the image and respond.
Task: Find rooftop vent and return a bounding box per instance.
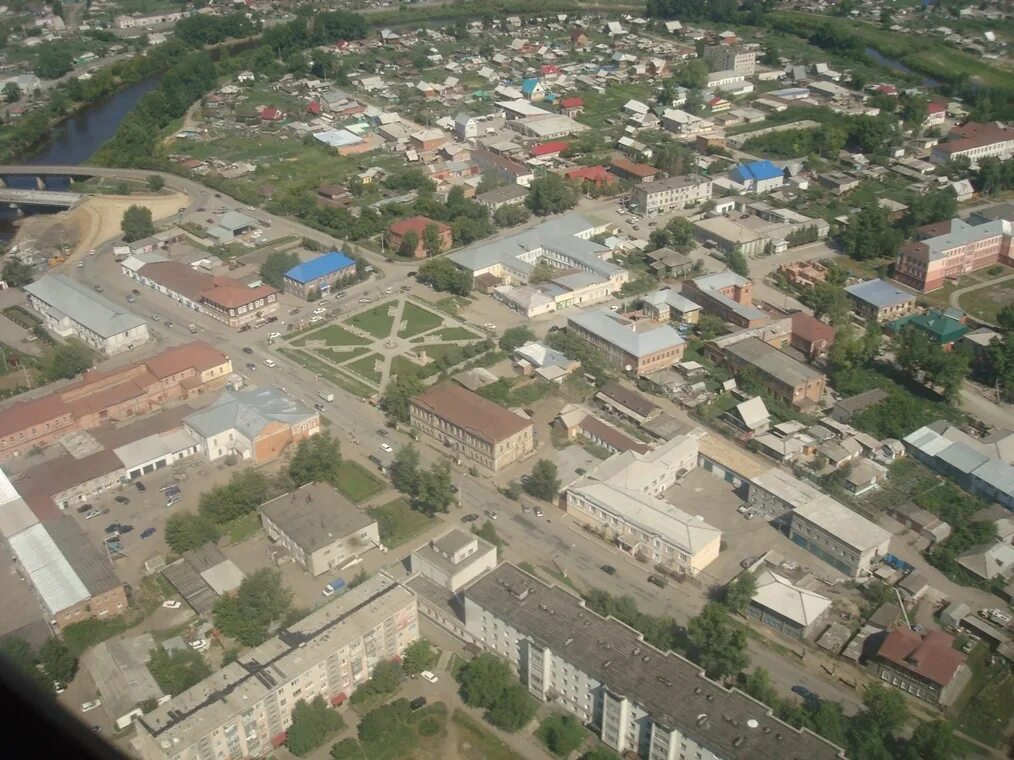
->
[747,719,759,729]
[564,637,573,646]
[706,694,714,702]
[657,675,673,687]
[694,687,702,695]
[603,660,612,668]
[642,655,650,663]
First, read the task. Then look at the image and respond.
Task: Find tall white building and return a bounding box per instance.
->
[134,575,417,760]
[464,564,845,760]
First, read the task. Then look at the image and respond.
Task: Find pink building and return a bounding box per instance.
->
[894,218,1013,292]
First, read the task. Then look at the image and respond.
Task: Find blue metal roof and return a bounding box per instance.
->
[845,279,914,309]
[731,160,783,182]
[284,252,356,284]
[521,78,541,95]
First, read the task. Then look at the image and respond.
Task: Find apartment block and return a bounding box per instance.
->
[844,279,917,321]
[567,308,686,376]
[409,383,534,472]
[630,174,712,215]
[894,218,1013,292]
[930,122,1014,166]
[703,45,756,75]
[463,563,845,760]
[135,575,417,760]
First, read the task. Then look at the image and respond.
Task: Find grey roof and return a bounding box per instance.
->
[921,219,1012,262]
[569,308,684,358]
[725,337,823,387]
[792,497,891,552]
[844,279,915,309]
[690,272,768,322]
[184,388,316,440]
[476,184,529,204]
[937,442,989,475]
[261,482,375,554]
[642,289,701,313]
[690,270,750,292]
[25,275,146,338]
[449,213,621,280]
[972,459,1014,498]
[957,542,1014,581]
[466,564,845,760]
[433,528,476,556]
[46,517,121,595]
[83,635,163,721]
[218,210,257,232]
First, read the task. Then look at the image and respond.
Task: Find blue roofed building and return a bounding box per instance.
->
[844,279,917,323]
[729,160,785,193]
[282,251,357,299]
[521,78,546,102]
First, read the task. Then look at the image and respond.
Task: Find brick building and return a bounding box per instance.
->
[894,218,1013,292]
[567,308,686,376]
[387,216,453,259]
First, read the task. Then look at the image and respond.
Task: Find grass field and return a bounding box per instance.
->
[316,346,370,363]
[953,647,1014,747]
[367,497,438,548]
[398,302,444,338]
[290,324,369,347]
[431,295,472,316]
[957,276,1014,324]
[349,304,396,339]
[435,326,480,341]
[222,512,261,545]
[335,460,386,503]
[278,348,376,398]
[345,352,383,384]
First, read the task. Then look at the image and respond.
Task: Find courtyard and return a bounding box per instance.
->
[282,296,487,397]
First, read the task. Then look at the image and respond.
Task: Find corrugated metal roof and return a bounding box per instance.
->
[0,467,21,506]
[10,522,90,615]
[25,274,147,339]
[0,496,39,539]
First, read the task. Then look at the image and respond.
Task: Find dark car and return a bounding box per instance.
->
[114,495,130,505]
[647,575,667,588]
[460,513,479,523]
[266,316,278,323]
[601,565,617,576]
[118,524,133,534]
[105,523,120,534]
[792,685,818,703]
[242,347,254,355]
[76,504,94,514]
[141,528,156,539]
[376,429,389,438]
[239,324,251,333]
[407,271,417,277]
[246,362,257,371]
[134,481,146,492]
[131,289,140,296]
[409,697,427,711]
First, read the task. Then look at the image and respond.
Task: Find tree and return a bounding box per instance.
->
[390,444,421,494]
[899,95,928,129]
[997,304,1014,332]
[860,684,909,736]
[42,342,93,381]
[423,223,444,257]
[2,258,35,287]
[147,174,165,191]
[726,248,749,277]
[687,602,748,679]
[165,511,220,553]
[3,83,21,103]
[723,572,757,614]
[696,314,729,340]
[494,204,530,227]
[213,569,292,646]
[0,636,50,692]
[741,667,778,707]
[654,143,693,174]
[904,719,957,760]
[581,750,621,760]
[525,174,578,216]
[538,713,587,757]
[499,326,535,352]
[672,59,708,89]
[288,432,342,487]
[356,699,412,746]
[416,460,454,515]
[351,659,403,704]
[259,250,300,288]
[197,469,271,524]
[524,459,560,501]
[487,683,538,731]
[35,43,73,79]
[458,652,515,708]
[529,259,557,284]
[38,638,77,685]
[380,372,425,423]
[286,697,345,756]
[397,230,419,258]
[417,257,472,296]
[147,646,211,696]
[401,639,437,676]
[120,205,155,243]
[843,202,900,261]
[802,282,850,325]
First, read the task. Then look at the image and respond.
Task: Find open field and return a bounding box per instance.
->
[334,460,386,503]
[367,497,439,548]
[957,276,1014,324]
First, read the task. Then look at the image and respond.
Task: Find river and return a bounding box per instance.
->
[864,46,942,88]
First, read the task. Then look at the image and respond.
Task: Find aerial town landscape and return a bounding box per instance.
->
[0,0,1012,758]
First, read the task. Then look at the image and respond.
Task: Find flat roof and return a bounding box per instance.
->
[260,482,375,553]
[792,497,891,552]
[466,564,845,760]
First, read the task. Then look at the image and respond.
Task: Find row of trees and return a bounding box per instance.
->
[0,636,77,692]
[213,569,293,646]
[415,257,472,297]
[457,653,538,731]
[894,326,969,402]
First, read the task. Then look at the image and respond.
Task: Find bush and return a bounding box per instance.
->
[538,712,587,757]
[418,717,441,736]
[286,696,345,757]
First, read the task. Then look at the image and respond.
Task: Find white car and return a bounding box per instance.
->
[310,316,323,324]
[379,442,394,453]
[76,261,85,268]
[81,700,102,712]
[162,600,182,609]
[88,249,96,256]
[189,638,209,652]
[313,307,326,315]
[420,671,438,683]
[264,358,276,368]
[483,322,496,331]
[267,332,281,340]
[84,509,101,519]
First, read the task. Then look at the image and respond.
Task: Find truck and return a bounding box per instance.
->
[322,577,346,597]
[981,608,1012,627]
[318,391,334,403]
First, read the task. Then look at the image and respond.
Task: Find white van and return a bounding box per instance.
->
[319,391,334,402]
[264,358,276,368]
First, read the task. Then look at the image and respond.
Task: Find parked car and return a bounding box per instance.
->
[76,504,94,514]
[114,496,130,505]
[246,362,257,371]
[104,523,120,534]
[601,564,617,576]
[460,513,479,523]
[165,495,182,508]
[162,600,181,609]
[310,316,323,324]
[94,285,103,292]
[267,332,281,340]
[313,307,327,315]
[264,358,276,368]
[141,528,156,539]
[647,575,667,588]
[118,525,133,534]
[420,671,438,684]
[409,697,427,711]
[80,700,102,713]
[134,481,146,492]
[84,509,101,520]
[533,506,544,518]
[242,347,254,355]
[483,510,498,520]
[314,403,325,412]
[791,685,818,703]
[160,483,179,492]
[379,442,393,453]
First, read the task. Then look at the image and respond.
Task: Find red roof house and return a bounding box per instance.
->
[259,106,283,121]
[790,312,836,359]
[875,84,897,96]
[307,100,321,115]
[541,64,561,76]
[566,165,616,188]
[874,628,966,705]
[388,216,453,259]
[531,141,569,158]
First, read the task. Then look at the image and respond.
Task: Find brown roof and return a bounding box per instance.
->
[596,382,660,418]
[18,448,124,512]
[938,122,1013,154]
[140,260,211,301]
[389,215,451,237]
[915,220,953,239]
[610,157,657,178]
[145,341,229,378]
[876,628,965,686]
[791,312,836,345]
[579,415,652,455]
[200,279,277,310]
[91,404,194,449]
[0,394,72,439]
[411,382,531,444]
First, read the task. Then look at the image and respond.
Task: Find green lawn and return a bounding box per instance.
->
[367,497,438,548]
[391,354,433,379]
[345,352,384,384]
[957,276,1014,324]
[222,512,262,545]
[290,324,370,347]
[431,296,471,316]
[278,348,377,399]
[435,326,481,341]
[398,302,444,338]
[451,711,528,760]
[348,304,396,339]
[955,667,1014,747]
[335,460,387,503]
[315,346,370,364]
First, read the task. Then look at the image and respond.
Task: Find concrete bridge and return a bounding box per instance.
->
[0,188,82,209]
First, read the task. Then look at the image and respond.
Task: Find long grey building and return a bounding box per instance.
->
[24,274,149,355]
[464,563,845,760]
